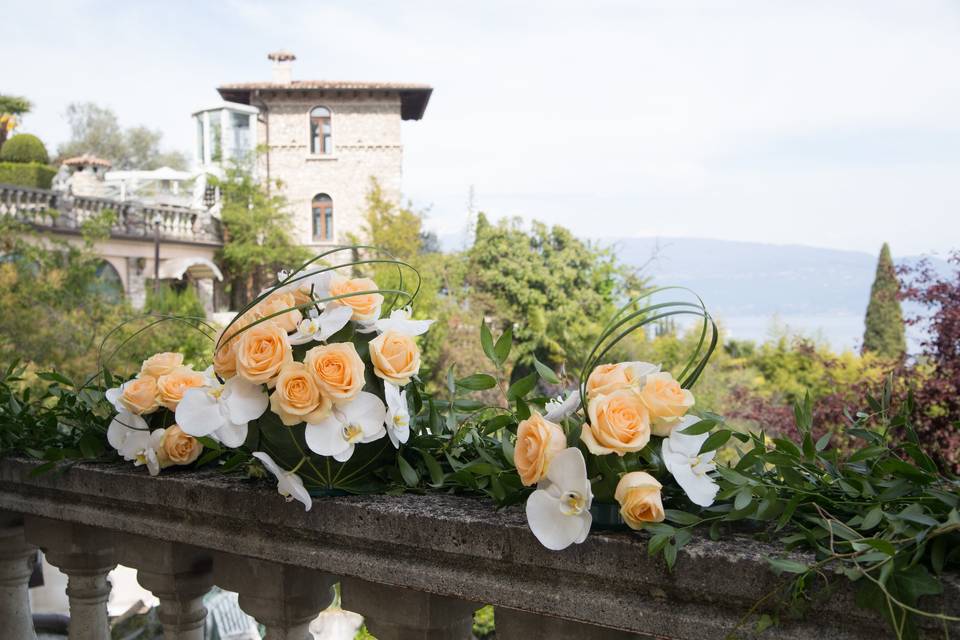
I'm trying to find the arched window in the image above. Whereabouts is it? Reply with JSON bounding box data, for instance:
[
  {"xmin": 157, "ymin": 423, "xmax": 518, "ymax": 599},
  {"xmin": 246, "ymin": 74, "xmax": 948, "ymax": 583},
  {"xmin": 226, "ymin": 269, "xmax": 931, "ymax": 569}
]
[
  {"xmin": 309, "ymin": 107, "xmax": 332, "ymax": 154},
  {"xmin": 312, "ymin": 194, "xmax": 333, "ymax": 242}
]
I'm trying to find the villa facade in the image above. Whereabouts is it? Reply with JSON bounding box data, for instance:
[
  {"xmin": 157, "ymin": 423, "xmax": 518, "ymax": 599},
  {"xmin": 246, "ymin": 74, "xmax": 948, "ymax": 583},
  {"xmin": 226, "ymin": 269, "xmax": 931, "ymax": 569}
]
[{"xmin": 194, "ymin": 51, "xmax": 432, "ymax": 249}]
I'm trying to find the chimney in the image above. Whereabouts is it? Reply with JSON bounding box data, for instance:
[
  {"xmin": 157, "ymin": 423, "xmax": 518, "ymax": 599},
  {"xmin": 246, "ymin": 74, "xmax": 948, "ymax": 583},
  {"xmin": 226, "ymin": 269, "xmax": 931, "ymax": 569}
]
[{"xmin": 267, "ymin": 50, "xmax": 296, "ymax": 84}]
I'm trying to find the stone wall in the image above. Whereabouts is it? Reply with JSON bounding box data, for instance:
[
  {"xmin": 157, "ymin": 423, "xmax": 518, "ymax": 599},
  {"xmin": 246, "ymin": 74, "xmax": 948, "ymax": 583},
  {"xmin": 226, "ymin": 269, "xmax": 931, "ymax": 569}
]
[
  {"xmin": 257, "ymin": 92, "xmax": 405, "ymax": 248},
  {"xmin": 0, "ymin": 457, "xmax": 956, "ymax": 639}
]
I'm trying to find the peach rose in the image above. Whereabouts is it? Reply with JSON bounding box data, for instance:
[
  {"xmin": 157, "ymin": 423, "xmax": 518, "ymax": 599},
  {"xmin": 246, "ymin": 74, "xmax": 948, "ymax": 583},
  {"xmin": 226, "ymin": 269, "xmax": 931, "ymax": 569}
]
[
  {"xmin": 213, "ymin": 334, "xmax": 237, "ymax": 380},
  {"xmin": 304, "ymin": 342, "xmax": 365, "ymax": 403},
  {"xmin": 641, "ymin": 372, "xmax": 695, "ymax": 437},
  {"xmin": 585, "ymin": 361, "xmax": 658, "ymax": 399},
  {"xmin": 369, "ymin": 330, "xmax": 421, "ymax": 386},
  {"xmin": 256, "ymin": 291, "xmax": 303, "ymax": 333},
  {"xmin": 235, "ymin": 320, "xmax": 293, "ymax": 386},
  {"xmin": 329, "ymin": 276, "xmax": 383, "ymax": 322},
  {"xmin": 141, "ymin": 352, "xmax": 184, "ymax": 378},
  {"xmin": 515, "ymin": 412, "xmax": 567, "ymax": 486},
  {"xmin": 614, "ymin": 471, "xmax": 665, "ymax": 530},
  {"xmin": 119, "ymin": 375, "xmax": 159, "ymax": 415},
  {"xmin": 158, "ymin": 425, "xmax": 203, "ymax": 467},
  {"xmin": 156, "ymin": 366, "xmax": 205, "ymax": 411},
  {"xmin": 580, "ymin": 389, "xmax": 651, "ymax": 456},
  {"xmin": 269, "ymin": 361, "xmax": 332, "ymax": 426}
]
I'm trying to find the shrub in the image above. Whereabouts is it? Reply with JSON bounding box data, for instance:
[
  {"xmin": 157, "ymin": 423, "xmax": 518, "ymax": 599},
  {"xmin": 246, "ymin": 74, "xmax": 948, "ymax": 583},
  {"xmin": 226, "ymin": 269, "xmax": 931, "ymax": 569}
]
[
  {"xmin": 0, "ymin": 161, "xmax": 56, "ymax": 189},
  {"xmin": 0, "ymin": 133, "xmax": 49, "ymax": 164}
]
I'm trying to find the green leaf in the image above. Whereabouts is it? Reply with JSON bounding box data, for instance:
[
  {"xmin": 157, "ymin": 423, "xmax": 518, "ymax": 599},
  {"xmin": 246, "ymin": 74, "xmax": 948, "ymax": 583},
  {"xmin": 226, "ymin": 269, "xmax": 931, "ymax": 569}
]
[
  {"xmin": 456, "ymin": 374, "xmax": 497, "ymax": 391},
  {"xmin": 648, "ymin": 533, "xmax": 670, "ymax": 556},
  {"xmin": 678, "ymin": 418, "xmax": 718, "ymax": 436},
  {"xmin": 815, "ymin": 432, "xmax": 831, "ymax": 451},
  {"xmin": 501, "ymin": 432, "xmax": 515, "ymax": 467},
  {"xmin": 532, "ymin": 356, "xmax": 560, "ymax": 384},
  {"xmin": 494, "ymin": 327, "xmax": 513, "ymax": 364},
  {"xmin": 734, "ymin": 487, "xmax": 752, "ymax": 511},
  {"xmin": 896, "ymin": 511, "xmax": 938, "ymax": 528},
  {"xmin": 848, "ymin": 445, "xmax": 888, "ymax": 463},
  {"xmin": 860, "ymin": 538, "xmax": 896, "ymax": 556},
  {"xmin": 698, "ymin": 429, "xmax": 732, "ymax": 455},
  {"xmin": 418, "ymin": 450, "xmax": 445, "ymax": 487},
  {"xmin": 397, "ymin": 455, "xmax": 419, "ymax": 487},
  {"xmin": 664, "ymin": 509, "xmax": 701, "ymax": 526},
  {"xmin": 507, "ymin": 372, "xmax": 538, "ymax": 401},
  {"xmin": 480, "ymin": 320, "xmax": 495, "ymax": 363},
  {"xmin": 37, "ymin": 371, "xmax": 74, "ymax": 387},
  {"xmin": 767, "ymin": 557, "xmax": 808, "ymax": 574},
  {"xmin": 861, "ymin": 507, "xmax": 884, "ymax": 530},
  {"xmin": 931, "ymin": 536, "xmax": 946, "ymax": 575}
]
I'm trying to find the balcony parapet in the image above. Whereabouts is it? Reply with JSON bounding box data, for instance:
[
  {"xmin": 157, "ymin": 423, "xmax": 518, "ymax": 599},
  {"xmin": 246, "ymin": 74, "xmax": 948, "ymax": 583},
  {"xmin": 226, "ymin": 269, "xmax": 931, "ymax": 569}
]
[
  {"xmin": 0, "ymin": 457, "xmax": 956, "ymax": 639},
  {"xmin": 0, "ymin": 183, "xmax": 222, "ymax": 246}
]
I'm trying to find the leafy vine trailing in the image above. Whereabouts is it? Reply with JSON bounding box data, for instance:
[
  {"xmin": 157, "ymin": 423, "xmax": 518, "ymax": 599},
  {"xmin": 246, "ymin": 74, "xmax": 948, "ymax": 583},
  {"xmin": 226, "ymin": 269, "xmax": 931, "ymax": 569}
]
[{"xmin": 0, "ymin": 250, "xmax": 957, "ymax": 639}]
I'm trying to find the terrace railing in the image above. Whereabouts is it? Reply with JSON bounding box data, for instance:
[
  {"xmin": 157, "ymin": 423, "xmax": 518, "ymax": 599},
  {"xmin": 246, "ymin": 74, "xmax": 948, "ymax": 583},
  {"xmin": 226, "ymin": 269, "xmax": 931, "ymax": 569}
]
[{"xmin": 0, "ymin": 183, "xmax": 222, "ymax": 245}]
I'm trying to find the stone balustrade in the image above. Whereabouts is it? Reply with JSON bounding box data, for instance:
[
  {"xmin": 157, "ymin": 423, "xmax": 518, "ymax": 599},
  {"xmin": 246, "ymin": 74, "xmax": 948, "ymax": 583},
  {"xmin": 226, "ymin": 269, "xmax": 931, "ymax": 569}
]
[
  {"xmin": 0, "ymin": 183, "xmax": 222, "ymax": 245},
  {"xmin": 0, "ymin": 457, "xmax": 956, "ymax": 639}
]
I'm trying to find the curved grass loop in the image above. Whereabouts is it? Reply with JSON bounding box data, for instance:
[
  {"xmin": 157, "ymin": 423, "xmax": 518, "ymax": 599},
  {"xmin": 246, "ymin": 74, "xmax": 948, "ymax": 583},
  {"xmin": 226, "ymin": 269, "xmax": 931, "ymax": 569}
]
[{"xmin": 578, "ymin": 287, "xmax": 718, "ymax": 416}]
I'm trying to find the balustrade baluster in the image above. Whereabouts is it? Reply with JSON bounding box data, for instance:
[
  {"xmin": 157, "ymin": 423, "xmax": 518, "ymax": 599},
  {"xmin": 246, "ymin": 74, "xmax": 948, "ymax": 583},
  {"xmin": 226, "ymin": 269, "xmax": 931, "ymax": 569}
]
[
  {"xmin": 0, "ymin": 512, "xmax": 38, "ymax": 640},
  {"xmin": 214, "ymin": 553, "xmax": 336, "ymax": 640},
  {"xmin": 340, "ymin": 577, "xmax": 476, "ymax": 640},
  {"xmin": 117, "ymin": 534, "xmax": 213, "ymax": 640},
  {"xmin": 25, "ymin": 516, "xmax": 116, "ymax": 640}
]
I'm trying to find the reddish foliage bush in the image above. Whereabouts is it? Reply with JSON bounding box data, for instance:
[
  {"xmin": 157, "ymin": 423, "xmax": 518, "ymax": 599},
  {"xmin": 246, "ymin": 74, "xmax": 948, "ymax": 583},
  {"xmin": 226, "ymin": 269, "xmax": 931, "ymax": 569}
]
[{"xmin": 728, "ymin": 251, "xmax": 960, "ymax": 474}]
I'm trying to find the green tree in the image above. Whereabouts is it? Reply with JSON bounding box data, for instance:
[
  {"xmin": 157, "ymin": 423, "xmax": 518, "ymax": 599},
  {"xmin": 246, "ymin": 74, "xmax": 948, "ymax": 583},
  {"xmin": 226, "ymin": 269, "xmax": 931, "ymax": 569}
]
[
  {"xmin": 215, "ymin": 161, "xmax": 309, "ymax": 309},
  {"xmin": 862, "ymin": 243, "xmax": 906, "ymax": 360},
  {"xmin": 0, "ymin": 94, "xmax": 31, "ymax": 150},
  {"xmin": 466, "ymin": 214, "xmax": 642, "ymax": 380},
  {"xmin": 57, "ymin": 102, "xmax": 188, "ymax": 170}
]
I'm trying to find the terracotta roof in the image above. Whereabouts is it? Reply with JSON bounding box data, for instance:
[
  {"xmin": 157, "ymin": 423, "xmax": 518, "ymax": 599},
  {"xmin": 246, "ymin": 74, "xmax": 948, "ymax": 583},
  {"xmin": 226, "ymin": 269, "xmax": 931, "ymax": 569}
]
[
  {"xmin": 62, "ymin": 154, "xmax": 112, "ymax": 168},
  {"xmin": 217, "ymin": 81, "xmax": 433, "ymax": 121}
]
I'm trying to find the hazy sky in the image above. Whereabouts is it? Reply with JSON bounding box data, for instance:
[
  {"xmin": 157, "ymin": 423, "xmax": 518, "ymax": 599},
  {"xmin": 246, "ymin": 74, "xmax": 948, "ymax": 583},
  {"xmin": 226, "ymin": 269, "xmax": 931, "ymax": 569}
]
[{"xmin": 5, "ymin": 0, "xmax": 959, "ymax": 255}]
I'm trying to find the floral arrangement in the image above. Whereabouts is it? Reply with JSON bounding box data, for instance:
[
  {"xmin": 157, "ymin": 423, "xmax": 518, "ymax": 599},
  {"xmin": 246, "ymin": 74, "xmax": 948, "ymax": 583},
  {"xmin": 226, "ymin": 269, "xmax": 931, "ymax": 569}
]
[{"xmin": 105, "ymin": 249, "xmax": 434, "ymax": 507}]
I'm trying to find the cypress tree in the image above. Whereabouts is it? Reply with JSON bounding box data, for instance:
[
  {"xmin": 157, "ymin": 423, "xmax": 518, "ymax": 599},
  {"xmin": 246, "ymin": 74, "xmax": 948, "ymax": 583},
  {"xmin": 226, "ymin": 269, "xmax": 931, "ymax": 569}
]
[{"xmin": 862, "ymin": 243, "xmax": 906, "ymax": 359}]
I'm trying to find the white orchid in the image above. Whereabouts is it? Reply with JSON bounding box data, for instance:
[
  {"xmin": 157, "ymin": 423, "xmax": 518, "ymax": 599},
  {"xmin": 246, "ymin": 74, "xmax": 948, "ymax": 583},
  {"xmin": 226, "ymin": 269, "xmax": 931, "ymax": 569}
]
[
  {"xmin": 107, "ymin": 413, "xmax": 165, "ymax": 476},
  {"xmin": 662, "ymin": 416, "xmax": 719, "ymax": 507},
  {"xmin": 104, "ymin": 381, "xmax": 131, "ymax": 413},
  {"xmin": 252, "ymin": 452, "xmax": 312, "ymax": 511},
  {"xmin": 175, "ymin": 369, "xmax": 268, "ymax": 447},
  {"xmin": 305, "ymin": 392, "xmax": 387, "ymax": 462},
  {"xmin": 384, "ymin": 382, "xmax": 410, "ymax": 448},
  {"xmin": 543, "ymin": 389, "xmax": 582, "ymax": 423},
  {"xmin": 288, "ymin": 305, "xmax": 354, "ymax": 345},
  {"xmin": 374, "ymin": 307, "xmax": 434, "ymax": 336},
  {"xmin": 525, "ymin": 447, "xmax": 594, "ymax": 550}
]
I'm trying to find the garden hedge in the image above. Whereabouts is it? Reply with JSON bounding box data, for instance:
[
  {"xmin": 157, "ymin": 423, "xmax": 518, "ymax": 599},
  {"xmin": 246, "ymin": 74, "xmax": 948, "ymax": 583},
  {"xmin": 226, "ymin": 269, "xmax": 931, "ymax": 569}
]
[{"xmin": 0, "ymin": 162, "xmax": 57, "ymax": 189}]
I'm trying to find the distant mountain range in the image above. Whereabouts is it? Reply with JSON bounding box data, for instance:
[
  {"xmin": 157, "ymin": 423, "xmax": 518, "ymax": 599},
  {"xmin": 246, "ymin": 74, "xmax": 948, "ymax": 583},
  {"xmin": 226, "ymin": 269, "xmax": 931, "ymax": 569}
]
[
  {"xmin": 439, "ymin": 232, "xmax": 951, "ymax": 347},
  {"xmin": 602, "ymin": 237, "xmax": 915, "ymax": 316}
]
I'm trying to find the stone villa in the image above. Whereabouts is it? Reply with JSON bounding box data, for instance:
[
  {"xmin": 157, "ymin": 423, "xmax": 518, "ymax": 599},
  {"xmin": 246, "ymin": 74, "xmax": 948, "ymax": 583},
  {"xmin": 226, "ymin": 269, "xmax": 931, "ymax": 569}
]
[{"xmin": 193, "ymin": 51, "xmax": 432, "ymax": 248}]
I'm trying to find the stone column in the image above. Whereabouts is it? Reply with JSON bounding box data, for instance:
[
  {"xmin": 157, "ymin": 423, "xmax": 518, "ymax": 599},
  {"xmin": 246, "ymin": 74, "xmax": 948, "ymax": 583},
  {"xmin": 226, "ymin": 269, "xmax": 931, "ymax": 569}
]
[
  {"xmin": 495, "ymin": 607, "xmax": 644, "ymax": 639},
  {"xmin": 340, "ymin": 577, "xmax": 476, "ymax": 640},
  {"xmin": 25, "ymin": 516, "xmax": 116, "ymax": 640},
  {"xmin": 126, "ymin": 257, "xmax": 147, "ymax": 310},
  {"xmin": 195, "ymin": 278, "xmax": 215, "ymax": 315},
  {"xmin": 214, "ymin": 553, "xmax": 336, "ymax": 640},
  {"xmin": 118, "ymin": 534, "xmax": 213, "ymax": 640},
  {"xmin": 0, "ymin": 512, "xmax": 38, "ymax": 640}
]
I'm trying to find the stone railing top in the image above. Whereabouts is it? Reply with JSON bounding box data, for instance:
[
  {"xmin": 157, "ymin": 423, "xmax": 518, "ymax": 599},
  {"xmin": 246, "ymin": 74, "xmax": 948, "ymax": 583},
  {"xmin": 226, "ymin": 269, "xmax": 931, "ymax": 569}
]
[
  {"xmin": 0, "ymin": 183, "xmax": 222, "ymax": 246},
  {"xmin": 1, "ymin": 457, "xmax": 956, "ymax": 639}
]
